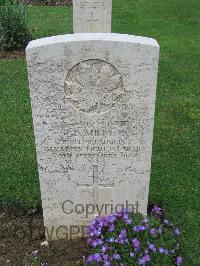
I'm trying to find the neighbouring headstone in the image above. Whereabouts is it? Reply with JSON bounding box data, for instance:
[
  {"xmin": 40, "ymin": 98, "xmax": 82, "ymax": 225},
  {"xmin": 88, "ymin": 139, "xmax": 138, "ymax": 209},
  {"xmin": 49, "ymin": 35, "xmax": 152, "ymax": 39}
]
[
  {"xmin": 73, "ymin": 0, "xmax": 112, "ymax": 33},
  {"xmin": 26, "ymin": 33, "xmax": 159, "ymax": 240}
]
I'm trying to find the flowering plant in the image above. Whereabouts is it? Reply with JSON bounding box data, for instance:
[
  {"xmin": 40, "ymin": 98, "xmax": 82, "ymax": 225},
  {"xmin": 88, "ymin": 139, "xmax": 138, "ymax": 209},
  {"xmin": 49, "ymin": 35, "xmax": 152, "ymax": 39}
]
[{"xmin": 84, "ymin": 206, "xmax": 183, "ymax": 265}]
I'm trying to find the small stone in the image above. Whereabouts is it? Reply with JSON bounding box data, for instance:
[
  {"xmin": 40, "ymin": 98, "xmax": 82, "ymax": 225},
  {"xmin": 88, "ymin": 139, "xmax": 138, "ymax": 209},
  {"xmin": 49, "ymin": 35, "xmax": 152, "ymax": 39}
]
[
  {"xmin": 40, "ymin": 240, "xmax": 48, "ymax": 246},
  {"xmin": 0, "ymin": 213, "xmax": 6, "ymax": 220},
  {"xmin": 27, "ymin": 208, "xmax": 37, "ymax": 216}
]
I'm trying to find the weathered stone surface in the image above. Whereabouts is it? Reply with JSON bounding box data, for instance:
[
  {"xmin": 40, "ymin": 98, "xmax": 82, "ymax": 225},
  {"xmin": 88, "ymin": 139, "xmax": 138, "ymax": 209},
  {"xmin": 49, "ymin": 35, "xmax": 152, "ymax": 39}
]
[
  {"xmin": 73, "ymin": 0, "xmax": 112, "ymax": 33},
  {"xmin": 26, "ymin": 33, "xmax": 159, "ymax": 240}
]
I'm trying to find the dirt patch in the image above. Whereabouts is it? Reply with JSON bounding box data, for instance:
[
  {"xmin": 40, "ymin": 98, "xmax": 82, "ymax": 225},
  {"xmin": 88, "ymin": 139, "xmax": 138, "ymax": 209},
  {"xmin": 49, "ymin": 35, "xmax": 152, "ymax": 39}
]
[
  {"xmin": 0, "ymin": 50, "xmax": 25, "ymax": 60},
  {"xmin": 0, "ymin": 206, "xmax": 89, "ymax": 266},
  {"xmin": 22, "ymin": 0, "xmax": 72, "ymax": 6}
]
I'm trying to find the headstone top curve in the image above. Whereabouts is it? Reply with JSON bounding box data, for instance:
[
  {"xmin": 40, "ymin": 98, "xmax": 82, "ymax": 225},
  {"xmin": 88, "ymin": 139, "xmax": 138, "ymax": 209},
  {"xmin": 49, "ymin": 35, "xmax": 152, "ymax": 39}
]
[{"xmin": 26, "ymin": 33, "xmax": 159, "ymax": 51}]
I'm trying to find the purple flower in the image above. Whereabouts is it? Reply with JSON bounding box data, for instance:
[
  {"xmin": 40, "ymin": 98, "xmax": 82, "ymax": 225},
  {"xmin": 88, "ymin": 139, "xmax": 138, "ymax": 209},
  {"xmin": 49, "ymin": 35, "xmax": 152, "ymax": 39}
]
[
  {"xmin": 139, "ymin": 225, "xmax": 146, "ymax": 231},
  {"xmin": 159, "ymin": 247, "xmax": 165, "ymax": 254},
  {"xmin": 175, "ymin": 228, "xmax": 181, "ymax": 235},
  {"xmin": 117, "ymin": 229, "xmax": 127, "ymax": 244},
  {"xmin": 104, "ymin": 261, "xmax": 110, "ymax": 266},
  {"xmin": 86, "ymin": 255, "xmax": 94, "ymax": 264},
  {"xmin": 98, "ymin": 238, "xmax": 103, "ymax": 244},
  {"xmin": 150, "ymin": 228, "xmax": 156, "ymax": 236},
  {"xmin": 99, "ymin": 216, "xmax": 109, "ymax": 227},
  {"xmin": 176, "ymin": 256, "xmax": 183, "ymax": 265},
  {"xmin": 130, "ymin": 252, "xmax": 135, "ymax": 257},
  {"xmin": 117, "ymin": 230, "xmax": 127, "ymax": 244},
  {"xmin": 164, "ymin": 219, "xmax": 169, "ymax": 225},
  {"xmin": 115, "ymin": 208, "xmax": 130, "ymax": 218},
  {"xmin": 108, "ymin": 237, "xmax": 115, "ymax": 243},
  {"xmin": 133, "ymin": 226, "xmax": 140, "ymax": 232},
  {"xmin": 91, "ymin": 219, "xmax": 97, "ymax": 226},
  {"xmin": 133, "ymin": 224, "xmax": 146, "ymax": 232},
  {"xmin": 149, "ymin": 244, "xmax": 156, "ymax": 253},
  {"xmin": 91, "ymin": 238, "xmax": 103, "ymax": 247},
  {"xmin": 139, "ymin": 254, "xmax": 151, "ymax": 265},
  {"xmin": 113, "ymin": 254, "xmax": 121, "ymax": 260},
  {"xmin": 143, "ymin": 218, "xmax": 149, "ymax": 224},
  {"xmin": 119, "ymin": 229, "xmax": 127, "ymax": 240},
  {"xmin": 87, "ymin": 238, "xmax": 92, "ymax": 244},
  {"xmin": 107, "ymin": 214, "xmax": 116, "ymax": 223},
  {"xmin": 123, "ymin": 208, "xmax": 131, "ymax": 213},
  {"xmin": 89, "ymin": 232, "xmax": 94, "ymax": 237},
  {"xmin": 91, "ymin": 240, "xmax": 98, "ymax": 248},
  {"xmin": 32, "ymin": 250, "xmax": 38, "ymax": 257},
  {"xmin": 123, "ymin": 214, "xmax": 129, "ymax": 220},
  {"xmin": 97, "ymin": 230, "xmax": 101, "ymax": 236},
  {"xmin": 101, "ymin": 245, "xmax": 107, "ymax": 253},
  {"xmin": 152, "ymin": 205, "xmax": 163, "ymax": 218},
  {"xmin": 116, "ymin": 209, "xmax": 125, "ymax": 218},
  {"xmin": 144, "ymin": 254, "xmax": 151, "ymax": 261},
  {"xmin": 164, "ymin": 249, "xmax": 169, "ymax": 255},
  {"xmin": 125, "ymin": 218, "xmax": 132, "ymax": 224},
  {"xmin": 103, "ymin": 254, "xmax": 109, "ymax": 261},
  {"xmin": 132, "ymin": 238, "xmax": 140, "ymax": 250},
  {"xmin": 93, "ymin": 253, "xmax": 102, "ymax": 262},
  {"xmin": 90, "ymin": 229, "xmax": 101, "ymax": 237},
  {"xmin": 109, "ymin": 224, "xmax": 115, "ymax": 232},
  {"xmin": 123, "ymin": 212, "xmax": 132, "ymax": 225}
]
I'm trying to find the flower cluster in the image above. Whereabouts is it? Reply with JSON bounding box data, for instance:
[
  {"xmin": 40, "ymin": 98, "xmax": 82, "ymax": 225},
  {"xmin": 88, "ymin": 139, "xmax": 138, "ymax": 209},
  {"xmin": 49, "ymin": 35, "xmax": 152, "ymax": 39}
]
[{"xmin": 84, "ymin": 206, "xmax": 183, "ymax": 265}]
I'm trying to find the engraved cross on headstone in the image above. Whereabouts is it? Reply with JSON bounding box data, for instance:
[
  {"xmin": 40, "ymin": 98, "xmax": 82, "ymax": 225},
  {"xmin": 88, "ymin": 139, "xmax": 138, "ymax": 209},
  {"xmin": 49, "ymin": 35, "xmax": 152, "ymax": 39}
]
[
  {"xmin": 87, "ymin": 12, "xmax": 100, "ymax": 32},
  {"xmin": 77, "ymin": 165, "xmax": 115, "ymax": 206}
]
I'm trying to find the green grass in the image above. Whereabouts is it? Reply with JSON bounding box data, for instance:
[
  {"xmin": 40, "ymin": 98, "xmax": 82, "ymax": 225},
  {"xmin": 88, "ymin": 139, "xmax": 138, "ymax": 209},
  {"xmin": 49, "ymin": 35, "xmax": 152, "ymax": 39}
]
[
  {"xmin": 0, "ymin": 60, "xmax": 40, "ymax": 207},
  {"xmin": 0, "ymin": 0, "xmax": 200, "ymax": 264}
]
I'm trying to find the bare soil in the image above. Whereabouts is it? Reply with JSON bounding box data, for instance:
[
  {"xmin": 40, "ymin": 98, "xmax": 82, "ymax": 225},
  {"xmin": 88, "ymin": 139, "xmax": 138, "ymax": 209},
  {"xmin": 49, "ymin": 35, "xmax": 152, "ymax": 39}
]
[
  {"xmin": 22, "ymin": 0, "xmax": 72, "ymax": 6},
  {"xmin": 0, "ymin": 206, "xmax": 89, "ymax": 266},
  {"xmin": 0, "ymin": 50, "xmax": 25, "ymax": 60}
]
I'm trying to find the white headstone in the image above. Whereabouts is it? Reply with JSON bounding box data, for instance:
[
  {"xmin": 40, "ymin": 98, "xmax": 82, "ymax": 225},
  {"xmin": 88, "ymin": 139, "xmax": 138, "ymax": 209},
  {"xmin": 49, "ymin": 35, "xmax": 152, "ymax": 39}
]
[
  {"xmin": 73, "ymin": 0, "xmax": 112, "ymax": 33},
  {"xmin": 26, "ymin": 33, "xmax": 159, "ymax": 240}
]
